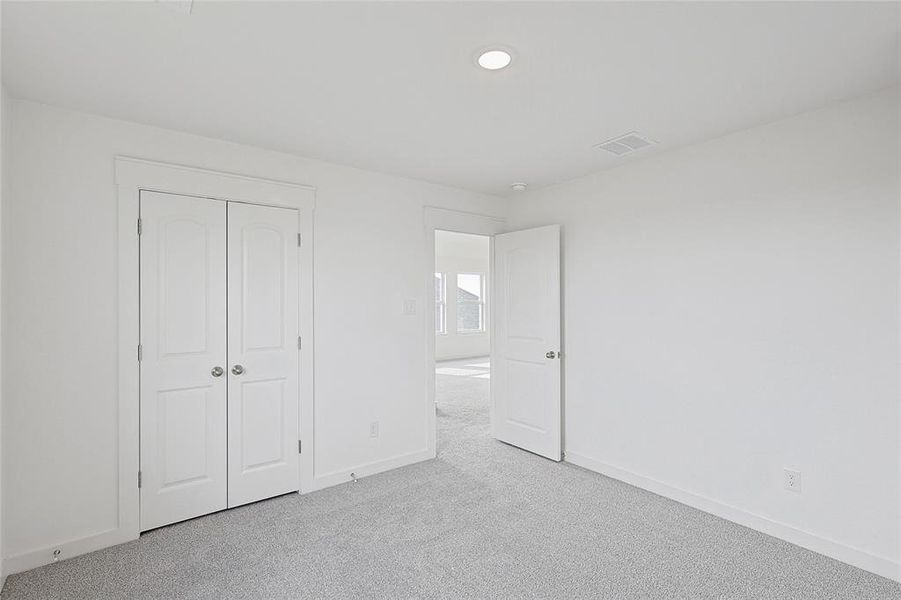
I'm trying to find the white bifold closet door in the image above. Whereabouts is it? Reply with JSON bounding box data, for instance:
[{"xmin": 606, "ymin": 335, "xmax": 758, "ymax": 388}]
[{"xmin": 139, "ymin": 191, "xmax": 299, "ymax": 531}]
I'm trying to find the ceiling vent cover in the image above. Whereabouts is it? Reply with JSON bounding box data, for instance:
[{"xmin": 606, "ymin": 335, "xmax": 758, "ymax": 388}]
[{"xmin": 595, "ymin": 132, "xmax": 656, "ymax": 156}]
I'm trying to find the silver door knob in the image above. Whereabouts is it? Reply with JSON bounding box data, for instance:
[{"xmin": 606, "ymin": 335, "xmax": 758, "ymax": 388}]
[
  {"xmin": 211, "ymin": 366, "xmax": 224, "ymax": 377},
  {"xmin": 546, "ymin": 351, "xmax": 557, "ymax": 359},
  {"xmin": 231, "ymin": 364, "xmax": 245, "ymax": 376}
]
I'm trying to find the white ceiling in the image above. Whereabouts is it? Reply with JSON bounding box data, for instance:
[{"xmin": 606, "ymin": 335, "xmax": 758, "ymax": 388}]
[{"xmin": 2, "ymin": 2, "xmax": 898, "ymax": 197}]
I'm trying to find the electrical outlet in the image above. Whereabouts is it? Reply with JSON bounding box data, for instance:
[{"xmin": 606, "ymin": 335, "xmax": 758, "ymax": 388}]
[
  {"xmin": 784, "ymin": 468, "xmax": 801, "ymax": 493},
  {"xmin": 370, "ymin": 421, "xmax": 379, "ymax": 438},
  {"xmin": 403, "ymin": 299, "xmax": 417, "ymax": 315}
]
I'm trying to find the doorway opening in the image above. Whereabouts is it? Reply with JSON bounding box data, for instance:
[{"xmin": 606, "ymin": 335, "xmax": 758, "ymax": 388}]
[{"xmin": 434, "ymin": 230, "xmax": 492, "ymax": 454}]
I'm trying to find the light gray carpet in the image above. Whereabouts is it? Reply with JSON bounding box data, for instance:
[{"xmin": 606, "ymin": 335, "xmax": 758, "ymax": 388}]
[{"xmin": 3, "ymin": 357, "xmax": 899, "ymax": 599}]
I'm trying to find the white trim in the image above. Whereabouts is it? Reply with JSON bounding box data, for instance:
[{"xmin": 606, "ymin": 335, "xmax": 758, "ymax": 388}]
[
  {"xmin": 46, "ymin": 155, "xmax": 323, "ymax": 574},
  {"xmin": 308, "ymin": 448, "xmax": 434, "ymax": 492},
  {"xmin": 115, "ymin": 156, "xmax": 316, "ymax": 200},
  {"xmin": 423, "ymin": 207, "xmax": 506, "ymax": 456},
  {"xmin": 2, "ymin": 528, "xmax": 133, "ymax": 576},
  {"xmin": 565, "ymin": 450, "xmax": 901, "ymax": 583}
]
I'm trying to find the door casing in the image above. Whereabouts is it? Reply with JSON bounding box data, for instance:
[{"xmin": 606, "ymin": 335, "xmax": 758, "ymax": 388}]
[{"xmin": 423, "ymin": 207, "xmax": 506, "ymax": 457}]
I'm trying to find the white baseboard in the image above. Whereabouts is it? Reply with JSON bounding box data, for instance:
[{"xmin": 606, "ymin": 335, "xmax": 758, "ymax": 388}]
[
  {"xmin": 564, "ymin": 451, "xmax": 900, "ymax": 583},
  {"xmin": 3, "ymin": 527, "xmax": 136, "ymax": 577},
  {"xmin": 308, "ymin": 447, "xmax": 433, "ymax": 492}
]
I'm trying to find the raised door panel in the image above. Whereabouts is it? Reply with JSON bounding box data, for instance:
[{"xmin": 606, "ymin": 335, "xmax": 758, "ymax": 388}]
[
  {"xmin": 240, "ymin": 379, "xmax": 287, "ymax": 471},
  {"xmin": 227, "ymin": 202, "xmax": 299, "ymax": 507},
  {"xmin": 140, "ymin": 191, "xmax": 228, "ymax": 531}
]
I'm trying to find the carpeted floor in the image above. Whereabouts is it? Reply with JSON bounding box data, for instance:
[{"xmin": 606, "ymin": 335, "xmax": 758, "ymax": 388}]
[{"xmin": 3, "ymin": 357, "xmax": 899, "ymax": 599}]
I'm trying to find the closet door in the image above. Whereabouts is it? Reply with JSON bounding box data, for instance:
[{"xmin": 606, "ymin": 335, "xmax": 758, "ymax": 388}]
[
  {"xmin": 226, "ymin": 202, "xmax": 300, "ymax": 507},
  {"xmin": 139, "ymin": 191, "xmax": 228, "ymax": 531}
]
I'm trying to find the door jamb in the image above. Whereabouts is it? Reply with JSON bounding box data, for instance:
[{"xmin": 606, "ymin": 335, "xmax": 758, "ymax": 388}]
[
  {"xmin": 116, "ymin": 157, "xmax": 316, "ymax": 541},
  {"xmin": 423, "ymin": 207, "xmax": 506, "ymax": 456}
]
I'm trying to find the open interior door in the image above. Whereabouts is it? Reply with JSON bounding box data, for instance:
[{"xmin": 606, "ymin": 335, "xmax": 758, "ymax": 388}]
[{"xmin": 492, "ymin": 225, "xmax": 561, "ymax": 461}]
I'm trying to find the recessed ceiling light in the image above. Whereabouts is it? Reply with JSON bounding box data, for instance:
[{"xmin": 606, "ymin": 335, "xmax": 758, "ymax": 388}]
[
  {"xmin": 477, "ymin": 49, "xmax": 512, "ymax": 71},
  {"xmin": 510, "ymin": 182, "xmax": 528, "ymax": 192}
]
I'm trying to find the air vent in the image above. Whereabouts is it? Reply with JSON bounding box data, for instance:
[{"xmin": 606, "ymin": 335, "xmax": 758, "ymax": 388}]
[{"xmin": 595, "ymin": 132, "xmax": 656, "ymax": 156}]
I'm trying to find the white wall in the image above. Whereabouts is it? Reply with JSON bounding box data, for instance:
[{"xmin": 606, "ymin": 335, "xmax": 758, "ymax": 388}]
[
  {"xmin": 0, "ymin": 84, "xmax": 6, "ymax": 589},
  {"xmin": 0, "ymin": 99, "xmax": 507, "ymax": 569},
  {"xmin": 0, "ymin": 13, "xmax": 6, "ymax": 588},
  {"xmin": 508, "ymin": 87, "xmax": 901, "ymax": 579},
  {"xmin": 435, "ymin": 231, "xmax": 490, "ymax": 360}
]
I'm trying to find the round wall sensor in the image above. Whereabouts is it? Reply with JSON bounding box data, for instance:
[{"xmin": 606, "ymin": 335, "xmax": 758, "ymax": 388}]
[{"xmin": 510, "ymin": 182, "xmax": 528, "ymax": 192}]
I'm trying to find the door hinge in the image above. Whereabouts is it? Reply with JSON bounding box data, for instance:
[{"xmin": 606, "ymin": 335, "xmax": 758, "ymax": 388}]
[
  {"xmin": 298, "ymin": 336, "xmax": 302, "ymax": 350},
  {"xmin": 297, "ymin": 233, "xmax": 302, "ymax": 247},
  {"xmin": 298, "ymin": 440, "xmax": 302, "ymax": 454},
  {"xmin": 137, "ymin": 344, "xmax": 143, "ymax": 362},
  {"xmin": 137, "ymin": 471, "xmax": 142, "ymax": 488},
  {"xmin": 137, "ymin": 218, "xmax": 142, "ymax": 236}
]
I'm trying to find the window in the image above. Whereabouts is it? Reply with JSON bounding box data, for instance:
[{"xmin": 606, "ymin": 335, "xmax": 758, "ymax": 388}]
[
  {"xmin": 457, "ymin": 273, "xmax": 485, "ymax": 333},
  {"xmin": 435, "ymin": 273, "xmax": 447, "ymax": 334}
]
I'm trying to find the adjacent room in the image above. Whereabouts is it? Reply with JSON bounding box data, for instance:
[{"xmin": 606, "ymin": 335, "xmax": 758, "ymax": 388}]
[
  {"xmin": 434, "ymin": 230, "xmax": 492, "ymax": 457},
  {"xmin": 0, "ymin": 1, "xmax": 899, "ymax": 598}
]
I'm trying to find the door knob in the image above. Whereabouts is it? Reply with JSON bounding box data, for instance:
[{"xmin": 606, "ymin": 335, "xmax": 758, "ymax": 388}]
[
  {"xmin": 231, "ymin": 364, "xmax": 245, "ymax": 376},
  {"xmin": 211, "ymin": 366, "xmax": 224, "ymax": 377},
  {"xmin": 546, "ymin": 351, "xmax": 557, "ymax": 359}
]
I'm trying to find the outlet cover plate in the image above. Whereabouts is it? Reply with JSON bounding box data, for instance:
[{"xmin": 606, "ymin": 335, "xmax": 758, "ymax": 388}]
[{"xmin": 784, "ymin": 468, "xmax": 801, "ymax": 493}]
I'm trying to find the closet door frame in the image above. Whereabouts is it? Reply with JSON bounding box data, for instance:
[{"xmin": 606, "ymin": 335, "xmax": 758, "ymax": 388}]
[{"xmin": 116, "ymin": 157, "xmax": 315, "ymax": 545}]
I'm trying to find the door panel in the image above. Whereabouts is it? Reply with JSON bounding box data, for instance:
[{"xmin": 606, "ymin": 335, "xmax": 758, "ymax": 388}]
[
  {"xmin": 140, "ymin": 191, "xmax": 228, "ymax": 531},
  {"xmin": 493, "ymin": 225, "xmax": 561, "ymax": 460},
  {"xmin": 158, "ymin": 387, "xmax": 211, "ymax": 486},
  {"xmin": 240, "ymin": 379, "xmax": 287, "ymax": 470},
  {"xmin": 227, "ymin": 202, "xmax": 300, "ymax": 507},
  {"xmin": 242, "ymin": 226, "xmax": 287, "ymax": 351},
  {"xmin": 506, "ymin": 359, "xmax": 549, "ymax": 432}
]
